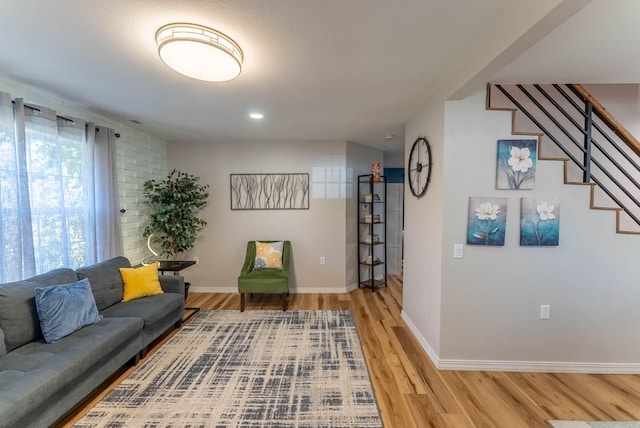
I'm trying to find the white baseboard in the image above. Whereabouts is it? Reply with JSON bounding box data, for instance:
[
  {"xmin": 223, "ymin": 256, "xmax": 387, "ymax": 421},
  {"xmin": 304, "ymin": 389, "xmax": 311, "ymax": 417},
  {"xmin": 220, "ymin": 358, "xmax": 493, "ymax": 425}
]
[
  {"xmin": 189, "ymin": 285, "xmax": 355, "ymax": 294},
  {"xmin": 400, "ymin": 310, "xmax": 640, "ymax": 374},
  {"xmin": 400, "ymin": 309, "xmax": 440, "ymax": 367},
  {"xmin": 189, "ymin": 286, "xmax": 237, "ymax": 293},
  {"xmin": 437, "ymin": 359, "xmax": 640, "ymax": 374},
  {"xmin": 345, "ymin": 283, "xmax": 360, "ymax": 293}
]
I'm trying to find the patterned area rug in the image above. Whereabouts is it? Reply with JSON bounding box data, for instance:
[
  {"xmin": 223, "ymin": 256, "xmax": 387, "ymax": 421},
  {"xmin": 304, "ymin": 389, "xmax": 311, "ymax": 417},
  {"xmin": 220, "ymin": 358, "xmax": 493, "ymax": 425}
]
[
  {"xmin": 75, "ymin": 310, "xmax": 383, "ymax": 427},
  {"xmin": 549, "ymin": 422, "xmax": 640, "ymax": 427}
]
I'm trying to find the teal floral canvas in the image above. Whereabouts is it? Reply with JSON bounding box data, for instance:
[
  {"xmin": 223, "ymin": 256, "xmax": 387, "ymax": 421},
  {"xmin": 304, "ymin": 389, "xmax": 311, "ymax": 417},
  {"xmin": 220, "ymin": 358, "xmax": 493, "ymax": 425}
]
[
  {"xmin": 496, "ymin": 139, "xmax": 537, "ymax": 189},
  {"xmin": 520, "ymin": 197, "xmax": 560, "ymax": 246},
  {"xmin": 467, "ymin": 197, "xmax": 508, "ymax": 246}
]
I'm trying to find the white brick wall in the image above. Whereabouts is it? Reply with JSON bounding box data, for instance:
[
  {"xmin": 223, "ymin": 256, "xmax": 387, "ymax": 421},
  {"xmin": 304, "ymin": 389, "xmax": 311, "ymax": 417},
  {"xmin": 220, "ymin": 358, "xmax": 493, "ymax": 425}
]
[{"xmin": 115, "ymin": 129, "xmax": 167, "ymax": 264}]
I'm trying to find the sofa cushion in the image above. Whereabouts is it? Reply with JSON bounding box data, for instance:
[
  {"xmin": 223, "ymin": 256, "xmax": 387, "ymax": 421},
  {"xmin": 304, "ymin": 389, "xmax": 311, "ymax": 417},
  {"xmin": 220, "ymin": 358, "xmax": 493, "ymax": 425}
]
[
  {"xmin": 119, "ymin": 263, "xmax": 164, "ymax": 302},
  {"xmin": 101, "ymin": 293, "xmax": 182, "ymax": 327},
  {"xmin": 76, "ymin": 256, "xmax": 131, "ymax": 311},
  {"xmin": 0, "ymin": 328, "xmax": 6, "ymax": 357},
  {"xmin": 0, "ymin": 317, "xmax": 142, "ymax": 376},
  {"xmin": 34, "ymin": 278, "xmax": 103, "ymax": 343},
  {"xmin": 101, "ymin": 292, "xmax": 184, "ymax": 348},
  {"xmin": 0, "ymin": 268, "xmax": 78, "ymax": 352},
  {"xmin": 238, "ymin": 266, "xmax": 290, "ymax": 295}
]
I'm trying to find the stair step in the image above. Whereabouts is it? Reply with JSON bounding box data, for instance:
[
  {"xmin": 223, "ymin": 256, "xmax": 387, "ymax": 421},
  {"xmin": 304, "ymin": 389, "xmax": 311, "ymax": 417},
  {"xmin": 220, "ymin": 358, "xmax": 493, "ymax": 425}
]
[{"xmin": 617, "ymin": 211, "xmax": 640, "ymax": 234}]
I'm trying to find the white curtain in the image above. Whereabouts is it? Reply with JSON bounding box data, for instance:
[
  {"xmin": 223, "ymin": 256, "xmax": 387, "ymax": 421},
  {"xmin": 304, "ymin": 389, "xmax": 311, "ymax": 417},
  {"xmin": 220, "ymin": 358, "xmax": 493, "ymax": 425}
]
[
  {"xmin": 91, "ymin": 124, "xmax": 123, "ymax": 261},
  {"xmin": 0, "ymin": 94, "xmax": 35, "ymax": 278},
  {"xmin": 0, "ymin": 91, "xmax": 122, "ymax": 282}
]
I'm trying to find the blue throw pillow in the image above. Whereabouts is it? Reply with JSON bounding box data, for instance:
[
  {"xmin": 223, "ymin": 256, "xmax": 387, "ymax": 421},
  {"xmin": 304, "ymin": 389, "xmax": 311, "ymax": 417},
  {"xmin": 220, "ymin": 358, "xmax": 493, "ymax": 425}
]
[{"xmin": 34, "ymin": 278, "xmax": 103, "ymax": 343}]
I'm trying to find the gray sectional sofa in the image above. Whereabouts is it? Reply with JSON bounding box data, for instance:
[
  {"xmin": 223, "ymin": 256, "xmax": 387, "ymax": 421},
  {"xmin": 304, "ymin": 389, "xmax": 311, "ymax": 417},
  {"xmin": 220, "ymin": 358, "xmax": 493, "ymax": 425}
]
[{"xmin": 0, "ymin": 256, "xmax": 185, "ymax": 428}]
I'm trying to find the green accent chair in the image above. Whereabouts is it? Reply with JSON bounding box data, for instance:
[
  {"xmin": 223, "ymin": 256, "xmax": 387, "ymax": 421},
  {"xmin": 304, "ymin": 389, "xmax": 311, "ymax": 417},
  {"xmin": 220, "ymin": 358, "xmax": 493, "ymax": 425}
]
[{"xmin": 238, "ymin": 240, "xmax": 291, "ymax": 311}]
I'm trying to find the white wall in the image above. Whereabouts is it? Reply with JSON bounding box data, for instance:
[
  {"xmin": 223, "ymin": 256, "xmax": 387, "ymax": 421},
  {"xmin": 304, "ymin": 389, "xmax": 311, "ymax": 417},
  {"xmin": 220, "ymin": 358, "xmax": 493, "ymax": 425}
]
[
  {"xmin": 585, "ymin": 84, "xmax": 640, "ymax": 140},
  {"xmin": 402, "ymin": 97, "xmax": 446, "ymax": 360},
  {"xmin": 405, "ymin": 87, "xmax": 640, "ymax": 372},
  {"xmin": 167, "ymin": 140, "xmax": 351, "ymax": 293},
  {"xmin": 0, "ymin": 76, "xmax": 167, "ymax": 265},
  {"xmin": 400, "ymin": 0, "xmax": 594, "ymax": 367},
  {"xmin": 383, "ymin": 150, "xmax": 405, "ymax": 168}
]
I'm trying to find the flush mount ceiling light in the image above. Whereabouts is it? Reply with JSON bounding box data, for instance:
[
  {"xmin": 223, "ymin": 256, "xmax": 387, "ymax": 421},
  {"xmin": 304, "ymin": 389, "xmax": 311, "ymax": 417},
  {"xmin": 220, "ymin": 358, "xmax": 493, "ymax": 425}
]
[{"xmin": 156, "ymin": 23, "xmax": 243, "ymax": 82}]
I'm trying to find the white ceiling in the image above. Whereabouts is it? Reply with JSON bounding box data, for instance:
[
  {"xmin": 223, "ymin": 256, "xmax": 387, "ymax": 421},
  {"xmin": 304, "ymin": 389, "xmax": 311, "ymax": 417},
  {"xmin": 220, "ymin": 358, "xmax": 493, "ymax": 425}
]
[
  {"xmin": 492, "ymin": 0, "xmax": 640, "ymax": 84},
  {"xmin": 0, "ymin": 1, "xmax": 637, "ymax": 154}
]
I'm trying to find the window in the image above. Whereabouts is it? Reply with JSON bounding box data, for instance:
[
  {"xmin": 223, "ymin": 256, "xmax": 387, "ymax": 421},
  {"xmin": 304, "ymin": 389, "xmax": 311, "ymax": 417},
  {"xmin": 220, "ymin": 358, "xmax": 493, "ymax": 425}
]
[
  {"xmin": 0, "ymin": 94, "xmax": 121, "ymax": 282},
  {"xmin": 24, "ymin": 115, "xmax": 93, "ymax": 274}
]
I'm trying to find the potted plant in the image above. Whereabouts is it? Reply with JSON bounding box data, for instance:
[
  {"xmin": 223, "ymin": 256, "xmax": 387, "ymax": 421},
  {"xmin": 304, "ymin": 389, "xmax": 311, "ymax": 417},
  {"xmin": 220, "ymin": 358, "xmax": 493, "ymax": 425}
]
[{"xmin": 142, "ymin": 169, "xmax": 210, "ymax": 261}]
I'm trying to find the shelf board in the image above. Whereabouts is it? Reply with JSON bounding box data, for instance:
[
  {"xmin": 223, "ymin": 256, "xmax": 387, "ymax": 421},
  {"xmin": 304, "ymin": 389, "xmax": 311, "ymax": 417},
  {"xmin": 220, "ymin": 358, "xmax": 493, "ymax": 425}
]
[
  {"xmin": 359, "ymin": 279, "xmax": 387, "ymax": 288},
  {"xmin": 359, "ymin": 241, "xmax": 385, "ymax": 245},
  {"xmin": 359, "ymin": 221, "xmax": 385, "ymax": 225},
  {"xmin": 359, "ymin": 261, "xmax": 385, "ymax": 266}
]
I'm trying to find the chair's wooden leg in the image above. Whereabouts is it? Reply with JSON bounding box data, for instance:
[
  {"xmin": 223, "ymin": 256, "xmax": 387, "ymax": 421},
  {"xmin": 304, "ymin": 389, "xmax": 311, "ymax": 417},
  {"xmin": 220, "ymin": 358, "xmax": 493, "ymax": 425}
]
[
  {"xmin": 240, "ymin": 293, "xmax": 245, "ymax": 312},
  {"xmin": 282, "ymin": 292, "xmax": 288, "ymax": 312}
]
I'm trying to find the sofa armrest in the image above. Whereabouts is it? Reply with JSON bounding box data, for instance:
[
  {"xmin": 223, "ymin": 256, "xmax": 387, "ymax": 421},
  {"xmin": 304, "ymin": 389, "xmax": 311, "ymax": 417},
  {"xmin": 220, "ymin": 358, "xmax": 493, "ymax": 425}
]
[{"xmin": 159, "ymin": 275, "xmax": 185, "ymax": 298}]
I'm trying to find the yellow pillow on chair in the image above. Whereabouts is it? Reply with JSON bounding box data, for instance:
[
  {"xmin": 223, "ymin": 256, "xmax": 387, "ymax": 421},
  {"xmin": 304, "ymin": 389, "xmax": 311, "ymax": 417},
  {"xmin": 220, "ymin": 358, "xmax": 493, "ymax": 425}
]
[
  {"xmin": 254, "ymin": 241, "xmax": 284, "ymax": 269},
  {"xmin": 119, "ymin": 263, "xmax": 164, "ymax": 302}
]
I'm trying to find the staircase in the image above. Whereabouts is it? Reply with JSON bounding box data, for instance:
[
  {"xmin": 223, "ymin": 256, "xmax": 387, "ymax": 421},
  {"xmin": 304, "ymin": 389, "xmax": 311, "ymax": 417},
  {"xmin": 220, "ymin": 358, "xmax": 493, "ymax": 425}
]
[{"xmin": 486, "ymin": 83, "xmax": 640, "ymax": 234}]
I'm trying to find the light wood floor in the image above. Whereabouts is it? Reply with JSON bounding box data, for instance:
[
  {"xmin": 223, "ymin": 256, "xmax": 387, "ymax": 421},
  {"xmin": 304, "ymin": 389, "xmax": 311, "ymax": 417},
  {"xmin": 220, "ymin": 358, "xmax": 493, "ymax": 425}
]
[{"xmin": 60, "ymin": 276, "xmax": 640, "ymax": 427}]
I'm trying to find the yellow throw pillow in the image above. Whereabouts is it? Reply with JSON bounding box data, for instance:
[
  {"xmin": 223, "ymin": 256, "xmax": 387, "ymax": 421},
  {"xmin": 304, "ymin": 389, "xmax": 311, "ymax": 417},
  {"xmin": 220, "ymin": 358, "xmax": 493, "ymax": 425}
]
[
  {"xmin": 119, "ymin": 263, "xmax": 164, "ymax": 302},
  {"xmin": 254, "ymin": 241, "xmax": 284, "ymax": 270}
]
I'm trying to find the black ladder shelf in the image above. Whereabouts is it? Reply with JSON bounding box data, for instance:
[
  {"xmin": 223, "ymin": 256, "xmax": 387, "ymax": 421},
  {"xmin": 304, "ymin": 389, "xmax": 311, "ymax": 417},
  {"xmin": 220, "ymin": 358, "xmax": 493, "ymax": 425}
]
[{"xmin": 357, "ymin": 174, "xmax": 387, "ymax": 291}]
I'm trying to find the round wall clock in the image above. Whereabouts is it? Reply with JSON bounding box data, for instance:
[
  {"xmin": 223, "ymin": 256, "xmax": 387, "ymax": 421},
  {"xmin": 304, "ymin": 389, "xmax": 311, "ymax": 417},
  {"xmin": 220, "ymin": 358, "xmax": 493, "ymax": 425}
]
[{"xmin": 407, "ymin": 136, "xmax": 432, "ymax": 198}]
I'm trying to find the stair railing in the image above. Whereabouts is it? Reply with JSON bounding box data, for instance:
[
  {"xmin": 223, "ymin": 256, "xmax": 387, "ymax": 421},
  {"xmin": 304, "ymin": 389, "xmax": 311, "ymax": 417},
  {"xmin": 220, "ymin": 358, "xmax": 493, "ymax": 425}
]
[{"xmin": 493, "ymin": 83, "xmax": 640, "ymax": 227}]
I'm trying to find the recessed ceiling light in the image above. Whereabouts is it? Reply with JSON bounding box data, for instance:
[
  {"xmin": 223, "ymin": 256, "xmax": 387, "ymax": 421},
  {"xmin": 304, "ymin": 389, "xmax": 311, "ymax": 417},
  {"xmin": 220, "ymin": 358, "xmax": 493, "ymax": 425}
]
[{"xmin": 249, "ymin": 113, "xmax": 264, "ymax": 119}]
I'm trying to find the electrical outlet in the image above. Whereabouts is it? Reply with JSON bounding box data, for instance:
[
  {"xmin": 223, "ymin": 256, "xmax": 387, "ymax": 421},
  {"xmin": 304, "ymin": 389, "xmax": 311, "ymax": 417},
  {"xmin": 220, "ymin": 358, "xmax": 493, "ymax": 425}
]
[
  {"xmin": 194, "ymin": 257, "xmax": 199, "ymax": 265},
  {"xmin": 540, "ymin": 304, "xmax": 550, "ymax": 319},
  {"xmin": 320, "ymin": 256, "xmax": 326, "ymax": 265}
]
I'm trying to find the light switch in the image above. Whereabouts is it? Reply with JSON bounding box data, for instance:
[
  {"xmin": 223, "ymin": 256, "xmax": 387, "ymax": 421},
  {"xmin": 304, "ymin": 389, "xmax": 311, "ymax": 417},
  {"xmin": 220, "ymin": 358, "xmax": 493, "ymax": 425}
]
[{"xmin": 453, "ymin": 244, "xmax": 463, "ymax": 259}]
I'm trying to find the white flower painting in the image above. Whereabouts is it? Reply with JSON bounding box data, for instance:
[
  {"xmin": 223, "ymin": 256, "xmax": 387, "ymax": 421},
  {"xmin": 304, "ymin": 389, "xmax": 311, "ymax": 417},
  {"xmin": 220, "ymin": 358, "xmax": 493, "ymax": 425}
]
[
  {"xmin": 496, "ymin": 139, "xmax": 537, "ymax": 190},
  {"xmin": 467, "ymin": 197, "xmax": 507, "ymax": 246},
  {"xmin": 520, "ymin": 197, "xmax": 560, "ymax": 246}
]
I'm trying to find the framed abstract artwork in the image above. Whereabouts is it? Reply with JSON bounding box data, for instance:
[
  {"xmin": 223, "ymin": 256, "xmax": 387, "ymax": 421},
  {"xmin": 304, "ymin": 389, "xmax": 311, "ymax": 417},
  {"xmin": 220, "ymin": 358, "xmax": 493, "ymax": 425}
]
[
  {"xmin": 230, "ymin": 173, "xmax": 309, "ymax": 210},
  {"xmin": 496, "ymin": 139, "xmax": 537, "ymax": 190},
  {"xmin": 466, "ymin": 197, "xmax": 508, "ymax": 246},
  {"xmin": 520, "ymin": 197, "xmax": 560, "ymax": 246}
]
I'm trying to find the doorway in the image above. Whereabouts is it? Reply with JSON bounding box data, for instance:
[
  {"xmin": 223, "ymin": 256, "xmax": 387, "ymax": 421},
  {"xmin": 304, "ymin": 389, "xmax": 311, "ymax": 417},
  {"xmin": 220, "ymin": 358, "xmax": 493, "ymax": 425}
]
[{"xmin": 384, "ymin": 168, "xmax": 404, "ymax": 276}]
